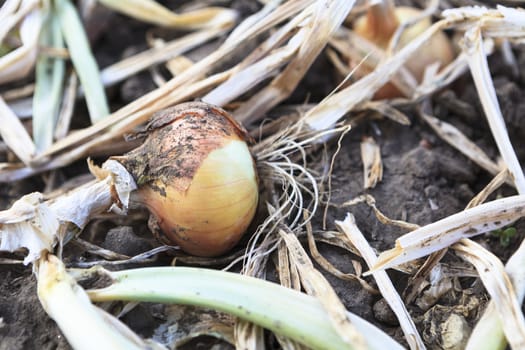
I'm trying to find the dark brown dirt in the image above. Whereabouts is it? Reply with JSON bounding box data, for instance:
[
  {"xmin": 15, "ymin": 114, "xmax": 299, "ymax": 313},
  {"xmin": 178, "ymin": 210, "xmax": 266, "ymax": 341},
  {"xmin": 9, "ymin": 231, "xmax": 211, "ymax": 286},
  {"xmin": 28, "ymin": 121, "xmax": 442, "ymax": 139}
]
[
  {"xmin": 2, "ymin": 1, "xmax": 525, "ymax": 349},
  {"xmin": 0, "ymin": 267, "xmax": 69, "ymax": 350}
]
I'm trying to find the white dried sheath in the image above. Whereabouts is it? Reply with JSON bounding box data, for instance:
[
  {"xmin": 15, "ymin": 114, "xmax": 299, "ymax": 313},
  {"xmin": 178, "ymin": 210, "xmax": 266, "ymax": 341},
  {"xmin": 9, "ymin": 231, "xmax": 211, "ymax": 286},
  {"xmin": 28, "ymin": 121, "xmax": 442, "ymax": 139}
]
[{"xmin": 372, "ymin": 195, "xmax": 525, "ymax": 272}]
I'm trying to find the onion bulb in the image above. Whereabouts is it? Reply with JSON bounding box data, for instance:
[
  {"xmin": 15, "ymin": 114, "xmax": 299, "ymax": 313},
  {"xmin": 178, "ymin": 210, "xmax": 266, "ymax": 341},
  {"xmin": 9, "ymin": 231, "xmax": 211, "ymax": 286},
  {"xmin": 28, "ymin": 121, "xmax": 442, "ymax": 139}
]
[
  {"xmin": 116, "ymin": 102, "xmax": 259, "ymax": 257},
  {"xmin": 353, "ymin": 3, "xmax": 454, "ymax": 99}
]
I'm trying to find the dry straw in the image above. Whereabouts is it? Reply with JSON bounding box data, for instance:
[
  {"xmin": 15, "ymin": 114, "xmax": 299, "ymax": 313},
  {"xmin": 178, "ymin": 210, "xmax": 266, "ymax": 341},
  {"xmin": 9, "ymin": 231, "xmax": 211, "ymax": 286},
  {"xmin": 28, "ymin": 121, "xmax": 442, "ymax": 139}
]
[{"xmin": 2, "ymin": 1, "xmax": 525, "ymax": 349}]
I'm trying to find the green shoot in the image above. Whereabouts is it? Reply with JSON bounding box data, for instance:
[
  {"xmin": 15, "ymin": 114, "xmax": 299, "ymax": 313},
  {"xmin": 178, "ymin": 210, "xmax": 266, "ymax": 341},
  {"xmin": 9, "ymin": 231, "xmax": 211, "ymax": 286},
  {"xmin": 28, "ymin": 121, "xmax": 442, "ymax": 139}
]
[
  {"xmin": 54, "ymin": 0, "xmax": 109, "ymax": 123},
  {"xmin": 86, "ymin": 266, "xmax": 404, "ymax": 350},
  {"xmin": 491, "ymin": 227, "xmax": 517, "ymax": 247},
  {"xmin": 33, "ymin": 8, "xmax": 65, "ymax": 151}
]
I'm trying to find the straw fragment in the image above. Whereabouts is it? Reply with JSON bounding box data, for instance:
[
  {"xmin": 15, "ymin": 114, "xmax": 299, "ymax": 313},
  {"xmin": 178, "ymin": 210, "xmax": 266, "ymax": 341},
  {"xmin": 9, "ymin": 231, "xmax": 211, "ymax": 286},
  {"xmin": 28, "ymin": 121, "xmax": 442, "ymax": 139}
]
[
  {"xmin": 234, "ymin": 321, "xmax": 265, "ymax": 350},
  {"xmin": 100, "ymin": 27, "xmax": 227, "ymax": 87},
  {"xmin": 358, "ymin": 101, "xmax": 411, "ymax": 125},
  {"xmin": 419, "ymin": 103, "xmax": 501, "ymax": 176},
  {"xmin": 454, "ymin": 239, "xmax": 525, "ymax": 349},
  {"xmin": 224, "ymin": 0, "xmax": 314, "ymax": 46},
  {"xmin": 340, "ymin": 194, "xmax": 420, "ymax": 231},
  {"xmin": 305, "ymin": 216, "xmax": 377, "ymax": 294},
  {"xmin": 360, "ymin": 136, "xmax": 382, "ymax": 189},
  {"xmin": 467, "ymin": 169, "xmax": 510, "ymax": 208},
  {"xmin": 0, "ymin": 0, "xmax": 38, "ymax": 44},
  {"xmin": 413, "ymin": 52, "xmax": 470, "ymax": 98},
  {"xmin": 97, "ymin": 0, "xmax": 237, "ymax": 29},
  {"xmin": 336, "ymin": 214, "xmax": 425, "ymax": 350},
  {"xmin": 2, "ymin": 84, "xmax": 35, "ymax": 102},
  {"xmin": 371, "ymin": 195, "xmax": 525, "ymax": 272},
  {"xmin": 0, "ymin": 96, "xmax": 36, "ymax": 165},
  {"xmin": 461, "ymin": 24, "xmax": 525, "ymax": 193},
  {"xmin": 55, "ymin": 72, "xmax": 78, "ymax": 140},
  {"xmin": 235, "ymin": 0, "xmax": 356, "ymax": 124},
  {"xmin": 0, "ymin": 5, "xmax": 42, "ymax": 84},
  {"xmin": 329, "ymin": 28, "xmax": 417, "ymax": 98},
  {"xmin": 466, "ymin": 233, "xmax": 525, "ymax": 350},
  {"xmin": 279, "ymin": 229, "xmax": 367, "ymax": 349},
  {"xmin": 277, "ymin": 239, "xmax": 302, "ymax": 291},
  {"xmin": 203, "ymin": 28, "xmax": 305, "ymax": 106}
]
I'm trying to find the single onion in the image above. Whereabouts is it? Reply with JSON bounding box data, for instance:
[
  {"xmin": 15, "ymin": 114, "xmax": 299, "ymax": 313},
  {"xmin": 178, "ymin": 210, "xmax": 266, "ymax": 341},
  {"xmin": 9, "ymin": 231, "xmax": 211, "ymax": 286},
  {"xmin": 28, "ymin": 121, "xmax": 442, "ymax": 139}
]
[
  {"xmin": 353, "ymin": 3, "xmax": 454, "ymax": 99},
  {"xmin": 116, "ymin": 102, "xmax": 259, "ymax": 257}
]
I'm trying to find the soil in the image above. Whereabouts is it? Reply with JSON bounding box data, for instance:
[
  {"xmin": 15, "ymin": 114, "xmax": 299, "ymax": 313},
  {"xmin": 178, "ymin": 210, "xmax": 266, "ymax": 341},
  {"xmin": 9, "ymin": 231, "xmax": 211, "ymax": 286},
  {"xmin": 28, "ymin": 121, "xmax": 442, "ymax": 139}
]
[{"xmin": 1, "ymin": 1, "xmax": 525, "ymax": 349}]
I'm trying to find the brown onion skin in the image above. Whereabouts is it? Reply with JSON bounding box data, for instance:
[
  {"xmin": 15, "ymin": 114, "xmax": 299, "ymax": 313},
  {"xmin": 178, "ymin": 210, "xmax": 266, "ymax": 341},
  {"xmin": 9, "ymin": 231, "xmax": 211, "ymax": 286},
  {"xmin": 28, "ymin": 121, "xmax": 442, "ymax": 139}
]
[{"xmin": 118, "ymin": 102, "xmax": 259, "ymax": 257}]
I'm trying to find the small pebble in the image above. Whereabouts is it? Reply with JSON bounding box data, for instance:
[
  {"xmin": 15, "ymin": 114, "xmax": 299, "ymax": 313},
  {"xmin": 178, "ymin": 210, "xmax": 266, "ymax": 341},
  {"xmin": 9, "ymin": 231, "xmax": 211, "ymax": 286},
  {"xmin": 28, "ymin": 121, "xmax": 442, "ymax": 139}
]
[
  {"xmin": 373, "ymin": 298, "xmax": 399, "ymax": 326},
  {"xmin": 440, "ymin": 313, "xmax": 471, "ymax": 350}
]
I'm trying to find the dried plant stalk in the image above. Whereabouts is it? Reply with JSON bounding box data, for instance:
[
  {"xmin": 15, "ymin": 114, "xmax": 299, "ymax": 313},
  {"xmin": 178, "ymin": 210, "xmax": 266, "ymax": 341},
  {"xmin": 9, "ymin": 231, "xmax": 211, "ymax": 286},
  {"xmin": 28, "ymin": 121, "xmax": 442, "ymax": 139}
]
[
  {"xmin": 466, "ymin": 235, "xmax": 525, "ymax": 350},
  {"xmin": 414, "ymin": 51, "xmax": 470, "ymax": 98},
  {"xmin": 234, "ymin": 0, "xmax": 356, "ymax": 124},
  {"xmin": 340, "ymin": 194, "xmax": 420, "ymax": 231},
  {"xmin": 98, "ymin": 0, "xmax": 237, "ymax": 29},
  {"xmin": 0, "ymin": 6, "xmax": 42, "ymax": 84},
  {"xmin": 234, "ymin": 320, "xmax": 265, "ymax": 350},
  {"xmin": 0, "ymin": 96, "xmax": 36, "ymax": 165},
  {"xmin": 461, "ymin": 25, "xmax": 525, "ymax": 193},
  {"xmin": 203, "ymin": 31, "xmax": 304, "ymax": 107},
  {"xmin": 224, "ymin": 0, "xmax": 314, "ymax": 46},
  {"xmin": 277, "ymin": 239, "xmax": 302, "ymax": 291},
  {"xmin": 279, "ymin": 229, "xmax": 367, "ymax": 349},
  {"xmin": 100, "ymin": 27, "xmax": 227, "ymax": 87},
  {"xmin": 467, "ymin": 169, "xmax": 510, "ymax": 208},
  {"xmin": 306, "ymin": 219, "xmax": 377, "ymax": 293},
  {"xmin": 2, "ymin": 83, "xmax": 35, "ymax": 101},
  {"xmin": 371, "ymin": 195, "xmax": 525, "ymax": 272},
  {"xmin": 0, "ymin": 0, "xmax": 38, "ymax": 44},
  {"xmin": 419, "ymin": 103, "xmax": 501, "ymax": 176},
  {"xmin": 454, "ymin": 239, "xmax": 525, "ymax": 349},
  {"xmin": 336, "ymin": 214, "xmax": 425, "ymax": 350},
  {"xmin": 54, "ymin": 72, "xmax": 78, "ymax": 140},
  {"xmin": 329, "ymin": 28, "xmax": 417, "ymax": 97},
  {"xmin": 360, "ymin": 136, "xmax": 383, "ymax": 189},
  {"xmin": 358, "ymin": 101, "xmax": 411, "ymax": 125}
]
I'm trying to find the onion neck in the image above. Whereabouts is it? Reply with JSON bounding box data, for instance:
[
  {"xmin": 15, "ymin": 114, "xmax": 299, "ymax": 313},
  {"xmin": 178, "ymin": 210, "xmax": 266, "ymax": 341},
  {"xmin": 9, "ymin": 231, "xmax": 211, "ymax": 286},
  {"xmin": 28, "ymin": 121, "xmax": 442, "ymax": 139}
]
[{"xmin": 110, "ymin": 151, "xmax": 150, "ymax": 186}]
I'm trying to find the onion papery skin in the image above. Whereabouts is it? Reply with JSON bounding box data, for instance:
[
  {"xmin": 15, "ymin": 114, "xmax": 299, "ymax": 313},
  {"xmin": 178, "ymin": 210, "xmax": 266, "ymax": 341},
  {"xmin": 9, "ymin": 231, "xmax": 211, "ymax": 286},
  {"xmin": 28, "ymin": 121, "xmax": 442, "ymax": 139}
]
[{"xmin": 119, "ymin": 102, "xmax": 259, "ymax": 257}]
